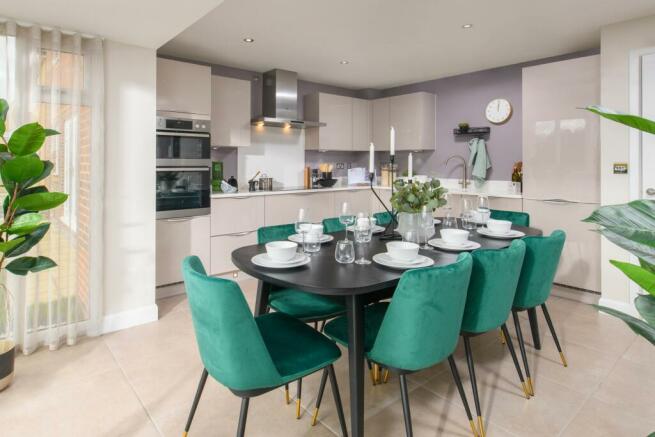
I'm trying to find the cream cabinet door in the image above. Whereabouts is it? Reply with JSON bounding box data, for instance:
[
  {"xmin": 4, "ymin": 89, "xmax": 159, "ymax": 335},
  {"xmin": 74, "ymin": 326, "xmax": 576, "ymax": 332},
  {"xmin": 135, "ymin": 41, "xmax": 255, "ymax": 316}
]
[
  {"xmin": 265, "ymin": 193, "xmax": 335, "ymax": 225},
  {"xmin": 372, "ymin": 98, "xmax": 390, "ymax": 151},
  {"xmin": 390, "ymin": 92, "xmax": 436, "ymax": 151},
  {"xmin": 211, "ymin": 75, "xmax": 251, "ymax": 147},
  {"xmin": 333, "ymin": 190, "xmax": 371, "ymax": 215},
  {"xmin": 489, "ymin": 197, "xmax": 523, "ymax": 212},
  {"xmin": 305, "ymin": 93, "xmax": 353, "ymax": 151},
  {"xmin": 156, "ymin": 58, "xmax": 211, "ymax": 115},
  {"xmin": 352, "ymin": 98, "xmax": 372, "ymax": 151},
  {"xmin": 210, "ymin": 231, "xmax": 258, "ymax": 275},
  {"xmin": 156, "ymin": 216, "xmax": 210, "ymax": 286},
  {"xmin": 211, "ymin": 197, "xmax": 265, "ymax": 236},
  {"xmin": 370, "ymin": 189, "xmax": 392, "ymax": 214}
]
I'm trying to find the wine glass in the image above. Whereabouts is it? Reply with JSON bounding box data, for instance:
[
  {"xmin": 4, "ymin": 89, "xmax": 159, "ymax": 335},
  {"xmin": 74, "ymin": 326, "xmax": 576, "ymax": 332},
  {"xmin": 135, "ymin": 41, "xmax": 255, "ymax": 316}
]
[
  {"xmin": 478, "ymin": 195, "xmax": 490, "ymax": 228},
  {"xmin": 295, "ymin": 208, "xmax": 309, "ymax": 253},
  {"xmin": 354, "ymin": 213, "xmax": 374, "ymax": 265},
  {"xmin": 338, "ymin": 202, "xmax": 356, "ymax": 241}
]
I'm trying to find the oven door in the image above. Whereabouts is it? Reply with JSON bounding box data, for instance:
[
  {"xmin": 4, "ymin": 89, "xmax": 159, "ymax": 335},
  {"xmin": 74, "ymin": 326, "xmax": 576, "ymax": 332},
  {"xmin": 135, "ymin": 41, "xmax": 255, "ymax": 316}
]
[
  {"xmin": 156, "ymin": 167, "xmax": 211, "ymax": 219},
  {"xmin": 156, "ymin": 131, "xmax": 210, "ymax": 167}
]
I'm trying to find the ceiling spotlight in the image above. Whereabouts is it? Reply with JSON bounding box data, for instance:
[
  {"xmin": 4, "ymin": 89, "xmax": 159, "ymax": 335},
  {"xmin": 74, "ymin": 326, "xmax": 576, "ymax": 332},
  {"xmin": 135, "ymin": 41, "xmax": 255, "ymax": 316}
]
[
  {"xmin": 243, "ymin": 37, "xmax": 255, "ymax": 43},
  {"xmin": 462, "ymin": 24, "xmax": 473, "ymax": 29},
  {"xmin": 339, "ymin": 60, "xmax": 349, "ymax": 65}
]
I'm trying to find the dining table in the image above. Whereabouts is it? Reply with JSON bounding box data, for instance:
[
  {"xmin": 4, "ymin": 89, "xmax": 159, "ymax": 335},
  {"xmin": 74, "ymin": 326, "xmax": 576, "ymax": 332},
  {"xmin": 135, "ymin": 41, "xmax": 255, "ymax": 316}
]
[{"xmin": 232, "ymin": 220, "xmax": 543, "ymax": 437}]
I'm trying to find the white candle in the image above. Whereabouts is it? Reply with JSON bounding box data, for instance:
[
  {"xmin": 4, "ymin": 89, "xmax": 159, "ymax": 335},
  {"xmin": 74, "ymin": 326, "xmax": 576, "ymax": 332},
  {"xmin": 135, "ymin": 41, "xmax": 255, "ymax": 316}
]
[
  {"xmin": 390, "ymin": 126, "xmax": 395, "ymax": 156},
  {"xmin": 369, "ymin": 142, "xmax": 375, "ymax": 174},
  {"xmin": 408, "ymin": 153, "xmax": 413, "ymax": 179}
]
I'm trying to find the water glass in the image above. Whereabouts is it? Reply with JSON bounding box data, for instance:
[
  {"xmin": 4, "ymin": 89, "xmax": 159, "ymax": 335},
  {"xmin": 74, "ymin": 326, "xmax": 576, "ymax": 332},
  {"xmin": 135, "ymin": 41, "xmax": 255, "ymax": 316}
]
[
  {"xmin": 442, "ymin": 211, "xmax": 458, "ymax": 229},
  {"xmin": 303, "ymin": 230, "xmax": 322, "ymax": 254},
  {"xmin": 461, "ymin": 210, "xmax": 477, "ymax": 230},
  {"xmin": 338, "ymin": 202, "xmax": 356, "ymax": 241},
  {"xmin": 354, "ymin": 215, "xmax": 374, "ymax": 265},
  {"xmin": 478, "ymin": 195, "xmax": 490, "ymax": 228},
  {"xmin": 295, "ymin": 208, "xmax": 309, "ymax": 252},
  {"xmin": 420, "ymin": 207, "xmax": 435, "ymax": 247},
  {"xmin": 335, "ymin": 240, "xmax": 355, "ymax": 264}
]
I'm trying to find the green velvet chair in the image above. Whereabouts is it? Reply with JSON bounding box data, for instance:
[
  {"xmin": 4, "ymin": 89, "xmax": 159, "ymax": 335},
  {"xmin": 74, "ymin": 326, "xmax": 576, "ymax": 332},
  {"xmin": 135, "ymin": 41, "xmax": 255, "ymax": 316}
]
[
  {"xmin": 257, "ymin": 224, "xmax": 345, "ymax": 413},
  {"xmin": 490, "ymin": 209, "xmax": 530, "ymax": 227},
  {"xmin": 181, "ymin": 256, "xmax": 347, "ymax": 437},
  {"xmin": 324, "ymin": 254, "xmax": 479, "ymax": 437},
  {"xmin": 322, "ymin": 217, "xmax": 345, "ymax": 234},
  {"xmin": 511, "ymin": 230, "xmax": 567, "ymax": 396},
  {"xmin": 461, "ymin": 239, "xmax": 528, "ymax": 437},
  {"xmin": 373, "ymin": 211, "xmax": 393, "ymax": 226}
]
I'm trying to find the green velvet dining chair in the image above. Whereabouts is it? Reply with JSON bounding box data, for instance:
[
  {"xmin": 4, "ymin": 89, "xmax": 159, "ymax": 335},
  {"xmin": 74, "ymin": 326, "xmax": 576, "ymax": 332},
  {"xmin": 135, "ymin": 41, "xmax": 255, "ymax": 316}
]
[
  {"xmin": 489, "ymin": 209, "xmax": 530, "ymax": 227},
  {"xmin": 323, "ymin": 254, "xmax": 479, "ymax": 437},
  {"xmin": 181, "ymin": 256, "xmax": 348, "ymax": 437},
  {"xmin": 460, "ymin": 239, "xmax": 528, "ymax": 437},
  {"xmin": 322, "ymin": 217, "xmax": 345, "ymax": 233},
  {"xmin": 373, "ymin": 211, "xmax": 392, "ymax": 226},
  {"xmin": 511, "ymin": 230, "xmax": 567, "ymax": 396},
  {"xmin": 257, "ymin": 224, "xmax": 345, "ymax": 415}
]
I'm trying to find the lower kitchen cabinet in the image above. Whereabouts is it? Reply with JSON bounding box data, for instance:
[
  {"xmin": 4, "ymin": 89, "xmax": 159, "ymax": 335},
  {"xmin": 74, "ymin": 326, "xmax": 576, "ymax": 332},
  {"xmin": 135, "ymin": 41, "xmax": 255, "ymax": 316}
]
[
  {"xmin": 370, "ymin": 188, "xmax": 392, "ymax": 214},
  {"xmin": 334, "ymin": 189, "xmax": 371, "ymax": 215},
  {"xmin": 156, "ymin": 215, "xmax": 210, "ymax": 286},
  {"xmin": 211, "ymin": 196, "xmax": 264, "ymax": 236},
  {"xmin": 265, "ymin": 192, "xmax": 335, "ymax": 225},
  {"xmin": 210, "ymin": 231, "xmax": 258, "ymax": 275}
]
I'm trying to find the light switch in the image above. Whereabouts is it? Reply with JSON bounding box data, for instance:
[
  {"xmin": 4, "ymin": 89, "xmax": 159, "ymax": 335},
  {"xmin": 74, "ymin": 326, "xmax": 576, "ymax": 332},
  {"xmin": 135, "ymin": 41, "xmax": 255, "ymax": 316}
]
[{"xmin": 613, "ymin": 163, "xmax": 628, "ymax": 174}]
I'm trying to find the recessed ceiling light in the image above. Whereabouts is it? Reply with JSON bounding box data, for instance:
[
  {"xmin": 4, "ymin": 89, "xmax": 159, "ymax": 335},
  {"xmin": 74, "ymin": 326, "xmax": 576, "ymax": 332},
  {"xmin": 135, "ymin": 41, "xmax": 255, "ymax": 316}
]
[
  {"xmin": 243, "ymin": 37, "xmax": 254, "ymax": 43},
  {"xmin": 339, "ymin": 60, "xmax": 349, "ymax": 65},
  {"xmin": 462, "ymin": 24, "xmax": 473, "ymax": 29}
]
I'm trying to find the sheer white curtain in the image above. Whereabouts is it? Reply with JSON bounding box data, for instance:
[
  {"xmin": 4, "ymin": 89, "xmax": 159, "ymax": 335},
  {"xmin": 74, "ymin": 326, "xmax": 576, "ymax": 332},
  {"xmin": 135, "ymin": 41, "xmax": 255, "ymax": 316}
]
[{"xmin": 0, "ymin": 21, "xmax": 104, "ymax": 353}]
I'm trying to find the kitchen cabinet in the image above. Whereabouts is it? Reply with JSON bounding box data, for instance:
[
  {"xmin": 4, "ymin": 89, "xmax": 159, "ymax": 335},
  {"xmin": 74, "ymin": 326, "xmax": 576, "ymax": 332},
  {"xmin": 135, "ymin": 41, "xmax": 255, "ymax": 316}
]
[
  {"xmin": 389, "ymin": 92, "xmax": 436, "ymax": 151},
  {"xmin": 211, "ymin": 232, "xmax": 258, "ymax": 275},
  {"xmin": 265, "ymin": 192, "xmax": 335, "ymax": 226},
  {"xmin": 370, "ymin": 189, "xmax": 392, "ymax": 214},
  {"xmin": 352, "ymin": 98, "xmax": 372, "ymax": 151},
  {"xmin": 156, "ymin": 58, "xmax": 211, "ymax": 116},
  {"xmin": 156, "ymin": 216, "xmax": 210, "ymax": 286},
  {"xmin": 304, "ymin": 93, "xmax": 353, "ymax": 151},
  {"xmin": 211, "ymin": 75, "xmax": 251, "ymax": 147},
  {"xmin": 211, "ymin": 197, "xmax": 265, "ymax": 236},
  {"xmin": 372, "ymin": 97, "xmax": 390, "ymax": 151},
  {"xmin": 333, "ymin": 190, "xmax": 371, "ymax": 214}
]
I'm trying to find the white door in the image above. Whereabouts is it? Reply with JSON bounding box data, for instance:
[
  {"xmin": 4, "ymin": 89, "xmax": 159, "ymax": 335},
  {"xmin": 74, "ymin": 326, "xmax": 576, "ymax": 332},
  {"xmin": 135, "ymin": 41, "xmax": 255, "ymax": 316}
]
[{"xmin": 642, "ymin": 53, "xmax": 655, "ymax": 199}]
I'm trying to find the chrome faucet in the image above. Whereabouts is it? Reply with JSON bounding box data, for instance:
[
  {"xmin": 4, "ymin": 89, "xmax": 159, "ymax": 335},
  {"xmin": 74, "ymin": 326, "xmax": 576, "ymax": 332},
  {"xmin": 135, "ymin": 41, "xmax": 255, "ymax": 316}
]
[{"xmin": 445, "ymin": 155, "xmax": 469, "ymax": 190}]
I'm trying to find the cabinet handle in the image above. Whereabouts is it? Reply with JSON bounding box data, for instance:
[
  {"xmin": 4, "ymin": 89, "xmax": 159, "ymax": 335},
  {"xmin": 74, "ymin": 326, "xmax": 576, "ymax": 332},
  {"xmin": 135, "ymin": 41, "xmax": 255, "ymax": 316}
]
[
  {"xmin": 162, "ymin": 217, "xmax": 193, "ymax": 222},
  {"xmin": 543, "ymin": 198, "xmax": 577, "ymax": 205},
  {"xmin": 225, "ymin": 231, "xmax": 256, "ymax": 237}
]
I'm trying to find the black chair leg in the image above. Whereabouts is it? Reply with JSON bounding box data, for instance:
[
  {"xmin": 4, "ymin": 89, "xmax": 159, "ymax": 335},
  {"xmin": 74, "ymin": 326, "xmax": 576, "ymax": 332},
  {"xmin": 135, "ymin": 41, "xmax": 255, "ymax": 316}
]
[
  {"xmin": 236, "ymin": 397, "xmax": 250, "ymax": 437},
  {"xmin": 501, "ymin": 324, "xmax": 530, "ymax": 399},
  {"xmin": 447, "ymin": 356, "xmax": 478, "ymax": 437},
  {"xmin": 296, "ymin": 378, "xmax": 303, "ymax": 419},
  {"xmin": 311, "ymin": 368, "xmax": 329, "ymax": 426},
  {"xmin": 463, "ymin": 336, "xmax": 484, "ymax": 437},
  {"xmin": 327, "ymin": 364, "xmax": 349, "ymax": 437},
  {"xmin": 284, "ymin": 383, "xmax": 290, "ymax": 404},
  {"xmin": 183, "ymin": 368, "xmax": 208, "ymax": 437},
  {"xmin": 399, "ymin": 374, "xmax": 413, "ymax": 437},
  {"xmin": 527, "ymin": 307, "xmax": 541, "ymax": 350},
  {"xmin": 512, "ymin": 310, "xmax": 533, "ymax": 395},
  {"xmin": 541, "ymin": 304, "xmax": 568, "ymax": 367}
]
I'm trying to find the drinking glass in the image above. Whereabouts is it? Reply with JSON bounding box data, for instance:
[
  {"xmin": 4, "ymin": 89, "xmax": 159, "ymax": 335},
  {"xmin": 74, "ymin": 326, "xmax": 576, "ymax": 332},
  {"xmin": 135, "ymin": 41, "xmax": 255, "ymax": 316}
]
[
  {"xmin": 338, "ymin": 202, "xmax": 356, "ymax": 241},
  {"xmin": 295, "ymin": 208, "xmax": 309, "ymax": 253},
  {"xmin": 335, "ymin": 240, "xmax": 355, "ymax": 264},
  {"xmin": 354, "ymin": 214, "xmax": 374, "ymax": 265},
  {"xmin": 420, "ymin": 206, "xmax": 435, "ymax": 248},
  {"xmin": 442, "ymin": 210, "xmax": 458, "ymax": 229},
  {"xmin": 478, "ymin": 195, "xmax": 490, "ymax": 228},
  {"xmin": 303, "ymin": 229, "xmax": 322, "ymax": 254}
]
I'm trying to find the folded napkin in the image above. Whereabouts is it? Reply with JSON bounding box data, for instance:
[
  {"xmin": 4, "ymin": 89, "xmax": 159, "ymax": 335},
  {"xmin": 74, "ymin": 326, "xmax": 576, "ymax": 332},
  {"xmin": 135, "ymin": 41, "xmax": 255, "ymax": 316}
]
[{"xmin": 468, "ymin": 138, "xmax": 491, "ymax": 183}]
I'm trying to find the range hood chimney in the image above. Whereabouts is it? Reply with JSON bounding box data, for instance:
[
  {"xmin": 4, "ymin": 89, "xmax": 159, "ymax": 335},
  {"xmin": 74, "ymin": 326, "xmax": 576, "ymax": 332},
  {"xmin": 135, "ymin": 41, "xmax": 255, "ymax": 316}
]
[{"xmin": 251, "ymin": 69, "xmax": 325, "ymax": 129}]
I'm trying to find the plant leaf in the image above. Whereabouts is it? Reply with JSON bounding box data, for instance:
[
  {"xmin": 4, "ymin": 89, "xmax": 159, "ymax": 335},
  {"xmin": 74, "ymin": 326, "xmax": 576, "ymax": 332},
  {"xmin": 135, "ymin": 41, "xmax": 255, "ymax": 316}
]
[
  {"xmin": 585, "ymin": 105, "xmax": 655, "ymax": 135},
  {"xmin": 15, "ymin": 192, "xmax": 67, "ymax": 211},
  {"xmin": 635, "ymin": 294, "xmax": 655, "ymax": 327},
  {"xmin": 22, "ymin": 160, "xmax": 53, "ymax": 189},
  {"xmin": 610, "ymin": 260, "xmax": 655, "ymax": 296},
  {"xmin": 4, "ymin": 223, "xmax": 49, "ymax": 257},
  {"xmin": 5, "ymin": 255, "xmax": 57, "ymax": 275},
  {"xmin": 0, "ymin": 155, "xmax": 44, "ymax": 183},
  {"xmin": 7, "ymin": 122, "xmax": 46, "ymax": 156},
  {"xmin": 595, "ymin": 304, "xmax": 655, "ymax": 345},
  {"xmin": 44, "ymin": 129, "xmax": 59, "ymax": 137},
  {"xmin": 7, "ymin": 212, "xmax": 47, "ymax": 235},
  {"xmin": 0, "ymin": 119, "xmax": 5, "ymax": 137},
  {"xmin": 0, "ymin": 99, "xmax": 9, "ymax": 122},
  {"xmin": 0, "ymin": 236, "xmax": 25, "ymax": 253},
  {"xmin": 640, "ymin": 258, "xmax": 655, "ymax": 274}
]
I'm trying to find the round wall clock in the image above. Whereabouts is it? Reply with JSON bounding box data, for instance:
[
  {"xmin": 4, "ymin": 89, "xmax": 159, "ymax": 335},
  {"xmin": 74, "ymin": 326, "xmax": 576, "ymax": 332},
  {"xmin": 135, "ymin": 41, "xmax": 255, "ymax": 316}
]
[{"xmin": 485, "ymin": 98, "xmax": 512, "ymax": 124}]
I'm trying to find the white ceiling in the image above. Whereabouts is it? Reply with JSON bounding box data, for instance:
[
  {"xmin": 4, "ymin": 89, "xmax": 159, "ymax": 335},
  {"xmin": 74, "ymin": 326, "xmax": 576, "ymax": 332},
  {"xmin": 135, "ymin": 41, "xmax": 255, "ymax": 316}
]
[
  {"xmin": 0, "ymin": 0, "xmax": 224, "ymax": 48},
  {"xmin": 159, "ymin": 0, "xmax": 655, "ymax": 89}
]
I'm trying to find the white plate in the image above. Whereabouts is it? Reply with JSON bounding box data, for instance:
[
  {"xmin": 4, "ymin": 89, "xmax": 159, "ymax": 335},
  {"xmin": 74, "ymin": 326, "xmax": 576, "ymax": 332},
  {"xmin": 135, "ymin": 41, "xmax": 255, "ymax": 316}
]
[
  {"xmin": 428, "ymin": 238, "xmax": 481, "ymax": 252},
  {"xmin": 476, "ymin": 228, "xmax": 525, "ymax": 239},
  {"xmin": 433, "ymin": 218, "xmax": 441, "ymax": 225},
  {"xmin": 373, "ymin": 253, "xmax": 434, "ymax": 270},
  {"xmin": 288, "ymin": 234, "xmax": 334, "ymax": 244},
  {"xmin": 251, "ymin": 253, "xmax": 310, "ymax": 269},
  {"xmin": 347, "ymin": 225, "xmax": 386, "ymax": 234}
]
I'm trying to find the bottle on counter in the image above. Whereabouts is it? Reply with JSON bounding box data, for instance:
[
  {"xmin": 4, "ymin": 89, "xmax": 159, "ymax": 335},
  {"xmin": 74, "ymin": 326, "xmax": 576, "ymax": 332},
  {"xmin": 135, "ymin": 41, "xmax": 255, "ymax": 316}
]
[
  {"xmin": 311, "ymin": 169, "xmax": 319, "ymax": 189},
  {"xmin": 227, "ymin": 176, "xmax": 238, "ymax": 189}
]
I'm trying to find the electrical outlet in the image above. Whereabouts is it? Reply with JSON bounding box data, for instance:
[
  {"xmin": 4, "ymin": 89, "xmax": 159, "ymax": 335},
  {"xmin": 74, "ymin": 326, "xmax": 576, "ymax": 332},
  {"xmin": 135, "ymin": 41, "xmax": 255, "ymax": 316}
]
[
  {"xmin": 336, "ymin": 162, "xmax": 345, "ymax": 169},
  {"xmin": 613, "ymin": 163, "xmax": 628, "ymax": 174}
]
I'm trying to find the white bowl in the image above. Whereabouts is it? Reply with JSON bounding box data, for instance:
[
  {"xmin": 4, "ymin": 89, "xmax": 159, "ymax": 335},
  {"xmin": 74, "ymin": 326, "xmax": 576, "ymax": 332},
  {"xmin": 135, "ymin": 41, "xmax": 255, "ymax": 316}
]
[
  {"xmin": 300, "ymin": 223, "xmax": 323, "ymax": 235},
  {"xmin": 487, "ymin": 219, "xmax": 512, "ymax": 234},
  {"xmin": 265, "ymin": 241, "xmax": 298, "ymax": 262},
  {"xmin": 440, "ymin": 229, "xmax": 470, "ymax": 245},
  {"xmin": 386, "ymin": 241, "xmax": 420, "ymax": 262}
]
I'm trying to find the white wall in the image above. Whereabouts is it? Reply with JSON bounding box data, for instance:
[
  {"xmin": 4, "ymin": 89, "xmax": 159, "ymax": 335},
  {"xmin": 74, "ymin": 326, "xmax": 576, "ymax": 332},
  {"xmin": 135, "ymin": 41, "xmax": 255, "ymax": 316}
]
[
  {"xmin": 599, "ymin": 14, "xmax": 655, "ymax": 312},
  {"xmin": 102, "ymin": 40, "xmax": 158, "ymax": 332},
  {"xmin": 237, "ymin": 126, "xmax": 305, "ymax": 190}
]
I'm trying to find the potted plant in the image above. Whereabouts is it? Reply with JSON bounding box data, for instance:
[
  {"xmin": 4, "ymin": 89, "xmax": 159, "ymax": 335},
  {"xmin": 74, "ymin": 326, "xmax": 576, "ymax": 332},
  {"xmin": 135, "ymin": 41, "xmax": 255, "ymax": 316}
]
[
  {"xmin": 390, "ymin": 179, "xmax": 447, "ymax": 242},
  {"xmin": 511, "ymin": 161, "xmax": 522, "ymax": 193},
  {"xmin": 458, "ymin": 122, "xmax": 470, "ymax": 133},
  {"xmin": 0, "ymin": 99, "xmax": 68, "ymax": 391}
]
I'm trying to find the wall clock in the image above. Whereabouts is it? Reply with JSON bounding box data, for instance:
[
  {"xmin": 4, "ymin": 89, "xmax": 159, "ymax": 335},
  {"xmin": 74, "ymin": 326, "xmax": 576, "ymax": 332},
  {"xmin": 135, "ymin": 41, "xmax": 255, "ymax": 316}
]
[{"xmin": 485, "ymin": 98, "xmax": 512, "ymax": 124}]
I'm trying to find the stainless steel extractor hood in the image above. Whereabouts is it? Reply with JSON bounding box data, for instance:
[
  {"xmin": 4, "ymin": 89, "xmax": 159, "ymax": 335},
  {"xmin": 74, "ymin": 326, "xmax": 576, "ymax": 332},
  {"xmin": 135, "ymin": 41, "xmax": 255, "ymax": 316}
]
[{"xmin": 251, "ymin": 69, "xmax": 325, "ymax": 129}]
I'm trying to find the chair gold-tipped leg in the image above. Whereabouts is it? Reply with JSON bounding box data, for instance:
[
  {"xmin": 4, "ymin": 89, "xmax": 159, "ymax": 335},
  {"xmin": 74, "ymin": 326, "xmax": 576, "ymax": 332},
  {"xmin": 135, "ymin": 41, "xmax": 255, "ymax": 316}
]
[
  {"xmin": 296, "ymin": 398, "xmax": 302, "ymax": 419},
  {"xmin": 369, "ymin": 367, "xmax": 377, "ymax": 385},
  {"xmin": 182, "ymin": 432, "xmax": 188, "ymax": 437},
  {"xmin": 499, "ymin": 329, "xmax": 506, "ymax": 345},
  {"xmin": 311, "ymin": 407, "xmax": 319, "ymax": 426},
  {"xmin": 559, "ymin": 351, "xmax": 568, "ymax": 368},
  {"xmin": 383, "ymin": 368, "xmax": 390, "ymax": 383},
  {"xmin": 374, "ymin": 364, "xmax": 380, "ymax": 384},
  {"xmin": 477, "ymin": 416, "xmax": 486, "ymax": 437},
  {"xmin": 527, "ymin": 377, "xmax": 535, "ymax": 396},
  {"xmin": 285, "ymin": 386, "xmax": 290, "ymax": 404},
  {"xmin": 468, "ymin": 419, "xmax": 479, "ymax": 437},
  {"xmin": 521, "ymin": 382, "xmax": 531, "ymax": 399}
]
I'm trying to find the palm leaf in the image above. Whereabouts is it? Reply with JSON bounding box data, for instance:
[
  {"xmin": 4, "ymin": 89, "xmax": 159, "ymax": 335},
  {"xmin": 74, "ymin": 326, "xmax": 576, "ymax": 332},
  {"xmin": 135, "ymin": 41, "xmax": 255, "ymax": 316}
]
[
  {"xmin": 595, "ymin": 305, "xmax": 655, "ymax": 345},
  {"xmin": 585, "ymin": 106, "xmax": 655, "ymax": 134}
]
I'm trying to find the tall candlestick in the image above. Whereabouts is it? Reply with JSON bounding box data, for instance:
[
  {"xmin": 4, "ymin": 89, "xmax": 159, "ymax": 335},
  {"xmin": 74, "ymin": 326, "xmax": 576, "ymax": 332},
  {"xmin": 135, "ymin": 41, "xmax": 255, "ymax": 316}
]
[
  {"xmin": 369, "ymin": 142, "xmax": 375, "ymax": 174},
  {"xmin": 390, "ymin": 126, "xmax": 395, "ymax": 156},
  {"xmin": 408, "ymin": 152, "xmax": 413, "ymax": 180}
]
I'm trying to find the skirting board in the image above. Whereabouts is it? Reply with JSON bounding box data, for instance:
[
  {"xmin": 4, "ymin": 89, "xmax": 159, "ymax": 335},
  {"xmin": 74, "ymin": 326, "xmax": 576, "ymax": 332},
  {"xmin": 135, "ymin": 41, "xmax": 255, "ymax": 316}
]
[
  {"xmin": 598, "ymin": 297, "xmax": 640, "ymax": 318},
  {"xmin": 102, "ymin": 304, "xmax": 159, "ymax": 334}
]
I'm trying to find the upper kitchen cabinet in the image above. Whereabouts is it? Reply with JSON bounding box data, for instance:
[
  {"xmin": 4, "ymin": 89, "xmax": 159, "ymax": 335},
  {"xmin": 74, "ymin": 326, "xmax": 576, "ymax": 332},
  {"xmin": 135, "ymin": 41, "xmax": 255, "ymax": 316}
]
[
  {"xmin": 211, "ymin": 75, "xmax": 252, "ymax": 147},
  {"xmin": 372, "ymin": 97, "xmax": 390, "ymax": 151},
  {"xmin": 305, "ymin": 93, "xmax": 353, "ymax": 151},
  {"xmin": 389, "ymin": 92, "xmax": 436, "ymax": 151},
  {"xmin": 352, "ymin": 98, "xmax": 372, "ymax": 151},
  {"xmin": 156, "ymin": 58, "xmax": 211, "ymax": 116}
]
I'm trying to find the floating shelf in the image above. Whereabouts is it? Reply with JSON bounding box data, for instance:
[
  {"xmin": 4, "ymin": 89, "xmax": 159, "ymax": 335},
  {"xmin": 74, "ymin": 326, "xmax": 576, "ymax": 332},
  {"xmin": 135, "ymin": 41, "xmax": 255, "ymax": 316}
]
[{"xmin": 453, "ymin": 127, "xmax": 491, "ymax": 136}]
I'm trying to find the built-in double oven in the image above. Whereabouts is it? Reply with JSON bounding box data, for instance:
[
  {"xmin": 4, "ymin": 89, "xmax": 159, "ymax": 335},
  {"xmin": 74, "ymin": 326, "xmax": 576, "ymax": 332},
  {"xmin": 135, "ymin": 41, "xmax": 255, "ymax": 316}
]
[{"xmin": 156, "ymin": 112, "xmax": 211, "ymax": 219}]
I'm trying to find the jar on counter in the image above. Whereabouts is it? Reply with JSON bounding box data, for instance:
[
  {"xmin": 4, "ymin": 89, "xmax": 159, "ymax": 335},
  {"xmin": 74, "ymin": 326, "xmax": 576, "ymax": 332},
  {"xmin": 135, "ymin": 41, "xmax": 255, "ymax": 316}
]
[{"xmin": 380, "ymin": 163, "xmax": 398, "ymax": 187}]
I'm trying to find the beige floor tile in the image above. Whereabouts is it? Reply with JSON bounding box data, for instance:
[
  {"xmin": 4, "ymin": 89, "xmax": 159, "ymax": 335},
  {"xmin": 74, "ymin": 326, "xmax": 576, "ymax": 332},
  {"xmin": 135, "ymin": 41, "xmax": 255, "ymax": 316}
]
[
  {"xmin": 622, "ymin": 335, "xmax": 655, "ymax": 366},
  {"xmin": 561, "ymin": 396, "xmax": 655, "ymax": 437},
  {"xmin": 157, "ymin": 293, "xmax": 189, "ymax": 317},
  {"xmin": 593, "ymin": 357, "xmax": 655, "ymax": 418}
]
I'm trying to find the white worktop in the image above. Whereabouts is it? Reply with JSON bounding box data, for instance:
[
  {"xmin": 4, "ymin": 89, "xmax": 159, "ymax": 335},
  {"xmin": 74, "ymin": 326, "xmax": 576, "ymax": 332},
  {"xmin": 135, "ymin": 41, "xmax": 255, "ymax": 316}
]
[{"xmin": 211, "ymin": 185, "xmax": 388, "ymax": 199}]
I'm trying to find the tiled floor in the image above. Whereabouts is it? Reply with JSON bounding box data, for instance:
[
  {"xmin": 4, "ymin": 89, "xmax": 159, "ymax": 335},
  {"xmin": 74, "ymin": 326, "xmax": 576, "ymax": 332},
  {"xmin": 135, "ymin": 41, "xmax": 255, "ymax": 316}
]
[{"xmin": 2, "ymin": 281, "xmax": 654, "ymax": 436}]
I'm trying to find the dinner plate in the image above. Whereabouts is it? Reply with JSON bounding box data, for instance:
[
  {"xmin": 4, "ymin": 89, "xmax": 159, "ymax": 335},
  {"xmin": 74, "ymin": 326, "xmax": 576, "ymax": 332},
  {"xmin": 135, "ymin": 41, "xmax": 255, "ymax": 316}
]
[
  {"xmin": 476, "ymin": 228, "xmax": 526, "ymax": 239},
  {"xmin": 347, "ymin": 225, "xmax": 386, "ymax": 234},
  {"xmin": 372, "ymin": 253, "xmax": 434, "ymax": 270},
  {"xmin": 428, "ymin": 238, "xmax": 481, "ymax": 252},
  {"xmin": 433, "ymin": 218, "xmax": 441, "ymax": 225},
  {"xmin": 251, "ymin": 253, "xmax": 310, "ymax": 269},
  {"xmin": 288, "ymin": 233, "xmax": 334, "ymax": 244}
]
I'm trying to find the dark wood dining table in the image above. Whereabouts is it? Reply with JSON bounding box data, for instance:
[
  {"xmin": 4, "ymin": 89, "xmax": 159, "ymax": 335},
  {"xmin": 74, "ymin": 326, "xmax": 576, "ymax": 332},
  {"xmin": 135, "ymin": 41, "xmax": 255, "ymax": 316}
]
[{"xmin": 232, "ymin": 221, "xmax": 542, "ymax": 437}]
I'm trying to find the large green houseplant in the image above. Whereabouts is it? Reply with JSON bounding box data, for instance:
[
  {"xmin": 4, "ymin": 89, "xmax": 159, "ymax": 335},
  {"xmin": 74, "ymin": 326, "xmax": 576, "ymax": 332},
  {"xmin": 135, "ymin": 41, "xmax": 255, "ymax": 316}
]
[
  {"xmin": 0, "ymin": 98, "xmax": 68, "ymax": 391},
  {"xmin": 582, "ymin": 106, "xmax": 655, "ymax": 346}
]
